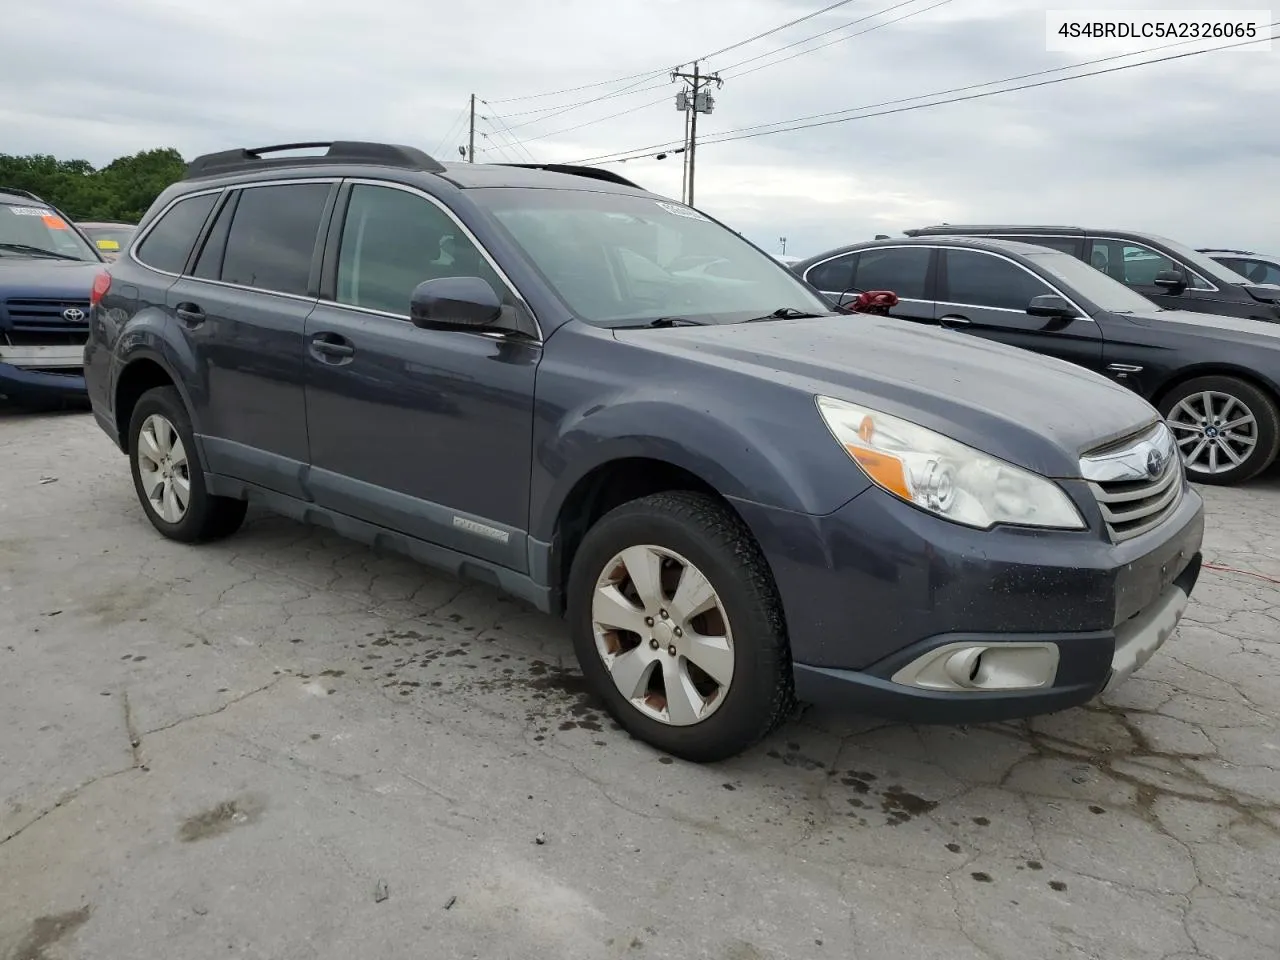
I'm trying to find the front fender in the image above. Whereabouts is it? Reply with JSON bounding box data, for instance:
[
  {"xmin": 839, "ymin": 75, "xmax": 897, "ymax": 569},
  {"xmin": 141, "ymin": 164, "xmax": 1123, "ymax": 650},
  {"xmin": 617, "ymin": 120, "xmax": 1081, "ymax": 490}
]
[{"xmin": 529, "ymin": 389, "xmax": 870, "ymax": 541}]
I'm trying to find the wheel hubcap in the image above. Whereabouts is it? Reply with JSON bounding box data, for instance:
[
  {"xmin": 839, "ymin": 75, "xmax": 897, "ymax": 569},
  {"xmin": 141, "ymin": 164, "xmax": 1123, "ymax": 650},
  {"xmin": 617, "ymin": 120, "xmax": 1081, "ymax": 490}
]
[
  {"xmin": 136, "ymin": 414, "xmax": 190, "ymax": 523},
  {"xmin": 590, "ymin": 544, "xmax": 735, "ymax": 727},
  {"xmin": 1166, "ymin": 390, "xmax": 1258, "ymax": 475}
]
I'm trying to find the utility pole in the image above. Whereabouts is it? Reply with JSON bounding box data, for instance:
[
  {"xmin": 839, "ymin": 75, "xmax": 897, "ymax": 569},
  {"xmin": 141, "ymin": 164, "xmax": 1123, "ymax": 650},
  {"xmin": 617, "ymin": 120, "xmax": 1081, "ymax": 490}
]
[
  {"xmin": 672, "ymin": 62, "xmax": 721, "ymax": 206},
  {"xmin": 779, "ymin": 237, "xmax": 788, "ymax": 255},
  {"xmin": 467, "ymin": 94, "xmax": 477, "ymax": 162}
]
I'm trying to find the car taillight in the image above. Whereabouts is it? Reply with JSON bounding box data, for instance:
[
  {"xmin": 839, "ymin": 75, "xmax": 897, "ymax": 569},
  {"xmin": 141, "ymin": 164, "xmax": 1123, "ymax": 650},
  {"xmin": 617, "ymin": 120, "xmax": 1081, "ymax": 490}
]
[{"xmin": 90, "ymin": 271, "xmax": 111, "ymax": 307}]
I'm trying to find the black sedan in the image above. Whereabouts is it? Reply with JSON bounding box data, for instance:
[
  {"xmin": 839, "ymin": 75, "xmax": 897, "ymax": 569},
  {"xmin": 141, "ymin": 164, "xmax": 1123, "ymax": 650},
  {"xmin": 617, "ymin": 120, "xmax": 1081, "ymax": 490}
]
[{"xmin": 793, "ymin": 236, "xmax": 1280, "ymax": 485}]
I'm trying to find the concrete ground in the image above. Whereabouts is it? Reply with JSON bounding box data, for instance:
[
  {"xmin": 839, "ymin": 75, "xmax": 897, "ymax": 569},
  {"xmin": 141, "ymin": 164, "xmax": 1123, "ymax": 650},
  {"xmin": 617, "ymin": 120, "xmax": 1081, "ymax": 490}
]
[{"xmin": 1, "ymin": 405, "xmax": 1278, "ymax": 960}]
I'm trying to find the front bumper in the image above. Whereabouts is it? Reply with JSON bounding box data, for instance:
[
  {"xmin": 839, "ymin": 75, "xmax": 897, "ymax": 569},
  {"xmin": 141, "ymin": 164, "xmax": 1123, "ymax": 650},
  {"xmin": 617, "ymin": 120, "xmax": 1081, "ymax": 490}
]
[
  {"xmin": 732, "ymin": 479, "xmax": 1205, "ymax": 724},
  {"xmin": 0, "ymin": 361, "xmax": 87, "ymax": 404}
]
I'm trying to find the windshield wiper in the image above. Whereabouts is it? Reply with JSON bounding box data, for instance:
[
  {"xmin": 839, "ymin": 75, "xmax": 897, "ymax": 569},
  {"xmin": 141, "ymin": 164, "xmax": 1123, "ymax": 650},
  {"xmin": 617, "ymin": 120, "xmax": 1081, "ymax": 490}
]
[
  {"xmin": 614, "ymin": 316, "xmax": 707, "ymax": 329},
  {"xmin": 0, "ymin": 243, "xmax": 83, "ymax": 261},
  {"xmin": 745, "ymin": 306, "xmax": 828, "ymax": 322}
]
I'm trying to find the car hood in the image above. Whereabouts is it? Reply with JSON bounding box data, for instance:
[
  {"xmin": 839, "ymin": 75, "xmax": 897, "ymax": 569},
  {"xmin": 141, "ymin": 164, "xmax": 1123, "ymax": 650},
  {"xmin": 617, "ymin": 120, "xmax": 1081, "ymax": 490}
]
[
  {"xmin": 1242, "ymin": 282, "xmax": 1280, "ymax": 304},
  {"xmin": 1125, "ymin": 306, "xmax": 1280, "ymax": 339},
  {"xmin": 614, "ymin": 315, "xmax": 1160, "ymax": 479},
  {"xmin": 0, "ymin": 257, "xmax": 102, "ymax": 300}
]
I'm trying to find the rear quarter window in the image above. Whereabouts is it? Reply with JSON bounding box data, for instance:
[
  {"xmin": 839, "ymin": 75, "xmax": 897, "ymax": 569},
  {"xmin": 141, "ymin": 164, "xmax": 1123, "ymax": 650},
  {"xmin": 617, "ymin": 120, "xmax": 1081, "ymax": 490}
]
[{"xmin": 135, "ymin": 193, "xmax": 220, "ymax": 274}]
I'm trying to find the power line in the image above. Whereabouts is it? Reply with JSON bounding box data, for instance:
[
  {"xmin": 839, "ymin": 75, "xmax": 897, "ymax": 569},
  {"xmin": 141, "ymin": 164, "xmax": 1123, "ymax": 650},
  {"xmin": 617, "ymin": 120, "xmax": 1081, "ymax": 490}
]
[
  {"xmin": 571, "ymin": 28, "xmax": 1276, "ymax": 165},
  {"xmin": 483, "ymin": 0, "xmax": 864, "ymax": 117},
  {"xmin": 479, "ymin": 114, "xmax": 538, "ymax": 162},
  {"xmin": 431, "ymin": 102, "xmax": 470, "ymax": 157},
  {"xmin": 493, "ymin": 0, "xmax": 942, "ymax": 147},
  {"xmin": 711, "ymin": 0, "xmax": 932, "ymax": 74},
  {"xmin": 722, "ymin": 0, "xmax": 953, "ymax": 80},
  {"xmin": 490, "ymin": 75, "xmax": 673, "ymax": 120}
]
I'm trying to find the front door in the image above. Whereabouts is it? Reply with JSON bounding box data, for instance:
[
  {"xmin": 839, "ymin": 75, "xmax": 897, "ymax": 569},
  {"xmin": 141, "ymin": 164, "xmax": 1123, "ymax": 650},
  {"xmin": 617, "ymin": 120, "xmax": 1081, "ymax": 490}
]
[
  {"xmin": 302, "ymin": 181, "xmax": 540, "ymax": 570},
  {"xmin": 1085, "ymin": 237, "xmax": 1220, "ymax": 313},
  {"xmin": 936, "ymin": 248, "xmax": 1104, "ymax": 374}
]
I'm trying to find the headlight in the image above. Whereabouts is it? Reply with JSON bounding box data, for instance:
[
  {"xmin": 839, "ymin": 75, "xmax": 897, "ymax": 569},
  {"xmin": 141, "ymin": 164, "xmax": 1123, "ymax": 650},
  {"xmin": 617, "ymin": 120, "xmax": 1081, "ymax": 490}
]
[{"xmin": 815, "ymin": 396, "xmax": 1085, "ymax": 530}]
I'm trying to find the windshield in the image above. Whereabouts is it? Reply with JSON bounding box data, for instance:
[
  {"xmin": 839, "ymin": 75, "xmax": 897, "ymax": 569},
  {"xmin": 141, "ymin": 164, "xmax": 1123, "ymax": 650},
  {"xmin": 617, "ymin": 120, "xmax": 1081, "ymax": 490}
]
[
  {"xmin": 473, "ymin": 187, "xmax": 832, "ymax": 325},
  {"xmin": 1148, "ymin": 233, "xmax": 1254, "ymax": 285},
  {"xmin": 0, "ymin": 201, "xmax": 99, "ymax": 261},
  {"xmin": 1027, "ymin": 250, "xmax": 1164, "ymax": 314}
]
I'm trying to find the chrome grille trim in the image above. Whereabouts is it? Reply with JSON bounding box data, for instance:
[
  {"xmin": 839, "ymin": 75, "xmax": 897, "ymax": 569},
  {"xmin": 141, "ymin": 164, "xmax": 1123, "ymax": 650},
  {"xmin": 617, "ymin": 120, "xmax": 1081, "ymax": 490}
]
[{"xmin": 1081, "ymin": 422, "xmax": 1184, "ymax": 542}]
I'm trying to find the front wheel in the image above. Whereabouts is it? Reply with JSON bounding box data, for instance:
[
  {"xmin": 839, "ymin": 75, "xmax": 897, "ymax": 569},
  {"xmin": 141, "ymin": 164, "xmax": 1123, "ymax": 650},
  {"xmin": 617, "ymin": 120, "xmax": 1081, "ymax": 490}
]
[
  {"xmin": 566, "ymin": 491, "xmax": 794, "ymax": 763},
  {"xmin": 1159, "ymin": 376, "xmax": 1280, "ymax": 485}
]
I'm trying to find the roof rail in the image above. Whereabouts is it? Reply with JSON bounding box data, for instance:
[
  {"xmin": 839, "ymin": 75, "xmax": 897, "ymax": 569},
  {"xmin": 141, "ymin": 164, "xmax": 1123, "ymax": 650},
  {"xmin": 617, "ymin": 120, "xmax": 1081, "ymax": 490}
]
[
  {"xmin": 1197, "ymin": 247, "xmax": 1254, "ymax": 255},
  {"xmin": 497, "ymin": 163, "xmax": 644, "ymax": 190},
  {"xmin": 184, "ymin": 141, "xmax": 447, "ymax": 180},
  {"xmin": 906, "ymin": 224, "xmax": 1084, "ymax": 236},
  {"xmin": 0, "ymin": 185, "xmax": 48, "ymax": 203}
]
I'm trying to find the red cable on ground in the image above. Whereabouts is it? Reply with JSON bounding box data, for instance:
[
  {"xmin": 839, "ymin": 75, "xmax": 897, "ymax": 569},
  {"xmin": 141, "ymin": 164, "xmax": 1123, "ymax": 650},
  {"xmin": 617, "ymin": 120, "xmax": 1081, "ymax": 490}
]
[{"xmin": 1202, "ymin": 561, "xmax": 1280, "ymax": 587}]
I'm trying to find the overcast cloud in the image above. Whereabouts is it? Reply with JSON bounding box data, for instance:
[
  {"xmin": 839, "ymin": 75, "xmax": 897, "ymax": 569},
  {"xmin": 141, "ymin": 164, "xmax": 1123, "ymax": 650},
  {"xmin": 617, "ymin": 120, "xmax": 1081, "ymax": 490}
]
[{"xmin": 5, "ymin": 0, "xmax": 1277, "ymax": 257}]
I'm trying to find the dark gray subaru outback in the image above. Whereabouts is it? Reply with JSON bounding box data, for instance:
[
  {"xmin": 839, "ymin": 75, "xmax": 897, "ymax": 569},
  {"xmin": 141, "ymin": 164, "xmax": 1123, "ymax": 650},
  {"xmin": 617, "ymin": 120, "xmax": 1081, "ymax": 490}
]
[{"xmin": 84, "ymin": 142, "xmax": 1204, "ymax": 762}]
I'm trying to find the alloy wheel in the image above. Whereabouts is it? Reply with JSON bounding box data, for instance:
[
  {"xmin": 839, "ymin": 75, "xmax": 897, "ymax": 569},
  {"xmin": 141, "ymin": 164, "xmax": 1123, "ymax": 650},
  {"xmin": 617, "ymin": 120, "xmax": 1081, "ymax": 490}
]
[
  {"xmin": 590, "ymin": 544, "xmax": 735, "ymax": 726},
  {"xmin": 136, "ymin": 413, "xmax": 191, "ymax": 523},
  {"xmin": 1165, "ymin": 390, "xmax": 1259, "ymax": 476}
]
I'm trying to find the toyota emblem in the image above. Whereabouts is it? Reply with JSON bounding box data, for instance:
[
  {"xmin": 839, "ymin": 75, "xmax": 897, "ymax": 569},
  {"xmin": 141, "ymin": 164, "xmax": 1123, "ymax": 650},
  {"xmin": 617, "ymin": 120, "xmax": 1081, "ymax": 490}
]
[
  {"xmin": 62, "ymin": 307, "xmax": 85, "ymax": 322},
  {"xmin": 1146, "ymin": 448, "xmax": 1164, "ymax": 478}
]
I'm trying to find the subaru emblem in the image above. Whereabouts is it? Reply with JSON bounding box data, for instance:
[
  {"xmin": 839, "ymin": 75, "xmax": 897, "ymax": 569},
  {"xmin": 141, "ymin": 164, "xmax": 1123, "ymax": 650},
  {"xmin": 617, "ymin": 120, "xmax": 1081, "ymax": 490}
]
[
  {"xmin": 62, "ymin": 307, "xmax": 85, "ymax": 322},
  {"xmin": 1146, "ymin": 448, "xmax": 1164, "ymax": 478}
]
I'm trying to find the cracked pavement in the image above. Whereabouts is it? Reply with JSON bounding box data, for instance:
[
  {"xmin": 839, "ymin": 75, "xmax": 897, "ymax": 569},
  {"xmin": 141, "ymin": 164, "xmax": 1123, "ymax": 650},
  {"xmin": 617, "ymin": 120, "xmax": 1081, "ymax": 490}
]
[{"xmin": 1, "ymin": 407, "xmax": 1278, "ymax": 960}]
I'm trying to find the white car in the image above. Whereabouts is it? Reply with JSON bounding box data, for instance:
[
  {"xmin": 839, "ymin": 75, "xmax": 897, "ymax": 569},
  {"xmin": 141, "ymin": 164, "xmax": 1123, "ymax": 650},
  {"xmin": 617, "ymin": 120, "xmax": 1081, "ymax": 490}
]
[{"xmin": 1198, "ymin": 248, "xmax": 1280, "ymax": 286}]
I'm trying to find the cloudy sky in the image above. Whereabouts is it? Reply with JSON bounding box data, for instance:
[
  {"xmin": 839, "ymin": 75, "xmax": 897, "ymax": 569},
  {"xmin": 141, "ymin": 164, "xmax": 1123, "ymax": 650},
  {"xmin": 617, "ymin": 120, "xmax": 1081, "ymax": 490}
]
[{"xmin": 5, "ymin": 0, "xmax": 1276, "ymax": 258}]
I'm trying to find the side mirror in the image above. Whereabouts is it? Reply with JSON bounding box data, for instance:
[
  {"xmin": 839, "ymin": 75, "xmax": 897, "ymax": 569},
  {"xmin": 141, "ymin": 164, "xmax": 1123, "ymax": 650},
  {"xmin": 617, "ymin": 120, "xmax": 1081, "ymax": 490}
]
[
  {"xmin": 1153, "ymin": 270, "xmax": 1186, "ymax": 293},
  {"xmin": 410, "ymin": 277, "xmax": 503, "ymax": 329},
  {"xmin": 1026, "ymin": 294, "xmax": 1076, "ymax": 318}
]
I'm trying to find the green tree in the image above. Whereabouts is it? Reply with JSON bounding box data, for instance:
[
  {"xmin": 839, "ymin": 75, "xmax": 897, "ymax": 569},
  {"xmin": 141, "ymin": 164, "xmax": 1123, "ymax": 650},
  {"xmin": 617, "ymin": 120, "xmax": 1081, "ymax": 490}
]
[{"xmin": 0, "ymin": 148, "xmax": 186, "ymax": 222}]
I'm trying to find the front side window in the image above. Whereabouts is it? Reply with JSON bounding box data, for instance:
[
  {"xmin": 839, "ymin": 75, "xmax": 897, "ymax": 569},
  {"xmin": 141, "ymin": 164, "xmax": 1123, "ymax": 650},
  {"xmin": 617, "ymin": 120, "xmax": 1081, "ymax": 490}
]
[
  {"xmin": 1235, "ymin": 258, "xmax": 1280, "ymax": 285},
  {"xmin": 219, "ymin": 183, "xmax": 330, "ymax": 296},
  {"xmin": 942, "ymin": 249, "xmax": 1054, "ymax": 311},
  {"xmin": 135, "ymin": 193, "xmax": 218, "ymax": 273},
  {"xmin": 853, "ymin": 247, "xmax": 931, "ymax": 300},
  {"xmin": 473, "ymin": 188, "xmax": 832, "ymax": 325},
  {"xmin": 335, "ymin": 184, "xmax": 505, "ymax": 315},
  {"xmin": 1090, "ymin": 239, "xmax": 1213, "ymax": 291},
  {"xmin": 0, "ymin": 200, "xmax": 100, "ymax": 262},
  {"xmin": 805, "ymin": 253, "xmax": 857, "ymax": 292}
]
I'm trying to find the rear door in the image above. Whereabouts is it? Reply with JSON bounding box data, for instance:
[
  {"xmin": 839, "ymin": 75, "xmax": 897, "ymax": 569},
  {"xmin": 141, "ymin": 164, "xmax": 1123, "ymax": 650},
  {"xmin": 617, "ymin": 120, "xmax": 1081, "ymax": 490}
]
[
  {"xmin": 165, "ymin": 179, "xmax": 336, "ymax": 497},
  {"xmin": 936, "ymin": 248, "xmax": 1104, "ymax": 373},
  {"xmin": 848, "ymin": 246, "xmax": 937, "ymax": 324}
]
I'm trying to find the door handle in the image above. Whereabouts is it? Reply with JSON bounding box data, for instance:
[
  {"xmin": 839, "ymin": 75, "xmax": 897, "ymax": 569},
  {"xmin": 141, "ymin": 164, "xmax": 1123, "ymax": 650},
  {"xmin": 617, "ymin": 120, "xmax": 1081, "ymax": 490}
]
[
  {"xmin": 309, "ymin": 334, "xmax": 355, "ymax": 363},
  {"xmin": 939, "ymin": 314, "xmax": 970, "ymax": 328},
  {"xmin": 174, "ymin": 302, "xmax": 205, "ymax": 327}
]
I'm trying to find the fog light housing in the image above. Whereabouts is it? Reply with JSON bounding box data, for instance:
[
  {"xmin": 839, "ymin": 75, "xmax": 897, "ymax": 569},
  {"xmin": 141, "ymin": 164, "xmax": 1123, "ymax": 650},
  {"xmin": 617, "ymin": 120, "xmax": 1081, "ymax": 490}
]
[{"xmin": 891, "ymin": 641, "xmax": 1060, "ymax": 692}]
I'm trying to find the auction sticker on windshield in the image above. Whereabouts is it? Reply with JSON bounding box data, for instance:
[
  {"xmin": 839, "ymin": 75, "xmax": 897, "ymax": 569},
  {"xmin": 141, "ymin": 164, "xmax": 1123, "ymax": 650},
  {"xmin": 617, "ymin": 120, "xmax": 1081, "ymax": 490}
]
[
  {"xmin": 9, "ymin": 206, "xmax": 54, "ymax": 217},
  {"xmin": 655, "ymin": 200, "xmax": 709, "ymax": 221}
]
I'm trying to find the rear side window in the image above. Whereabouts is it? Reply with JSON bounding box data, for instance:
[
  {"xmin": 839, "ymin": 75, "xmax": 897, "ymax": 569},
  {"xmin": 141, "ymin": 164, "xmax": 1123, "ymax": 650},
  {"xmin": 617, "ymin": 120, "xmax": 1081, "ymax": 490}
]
[
  {"xmin": 941, "ymin": 249, "xmax": 1054, "ymax": 310},
  {"xmin": 219, "ymin": 183, "xmax": 330, "ymax": 296},
  {"xmin": 134, "ymin": 193, "xmax": 218, "ymax": 273},
  {"xmin": 853, "ymin": 247, "xmax": 931, "ymax": 299},
  {"xmin": 804, "ymin": 253, "xmax": 857, "ymax": 292}
]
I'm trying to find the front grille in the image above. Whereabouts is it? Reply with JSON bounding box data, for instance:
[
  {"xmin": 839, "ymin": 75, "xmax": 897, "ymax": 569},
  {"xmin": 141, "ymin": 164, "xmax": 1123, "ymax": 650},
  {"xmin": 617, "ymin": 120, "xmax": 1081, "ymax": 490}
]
[
  {"xmin": 3, "ymin": 298, "xmax": 91, "ymax": 334},
  {"xmin": 1081, "ymin": 422, "xmax": 1184, "ymax": 542},
  {"xmin": 3, "ymin": 329, "xmax": 86, "ymax": 347}
]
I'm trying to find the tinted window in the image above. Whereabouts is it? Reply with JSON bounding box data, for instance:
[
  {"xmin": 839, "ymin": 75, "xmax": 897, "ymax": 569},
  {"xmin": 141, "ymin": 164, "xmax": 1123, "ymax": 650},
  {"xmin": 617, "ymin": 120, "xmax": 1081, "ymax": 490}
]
[
  {"xmin": 1236, "ymin": 258, "xmax": 1280, "ymax": 285},
  {"xmin": 1089, "ymin": 239, "xmax": 1212, "ymax": 290},
  {"xmin": 942, "ymin": 249, "xmax": 1054, "ymax": 310},
  {"xmin": 336, "ymin": 184, "xmax": 504, "ymax": 315},
  {"xmin": 220, "ymin": 183, "xmax": 330, "ymax": 296},
  {"xmin": 135, "ymin": 193, "xmax": 217, "ymax": 273},
  {"xmin": 805, "ymin": 254, "xmax": 857, "ymax": 292},
  {"xmin": 192, "ymin": 195, "xmax": 236, "ymax": 280},
  {"xmin": 853, "ymin": 247, "xmax": 931, "ymax": 299}
]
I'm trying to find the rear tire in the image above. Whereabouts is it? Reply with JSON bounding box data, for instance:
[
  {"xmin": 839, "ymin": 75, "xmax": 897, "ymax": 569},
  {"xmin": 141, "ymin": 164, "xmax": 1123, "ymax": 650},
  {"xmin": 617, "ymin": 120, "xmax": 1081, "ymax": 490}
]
[
  {"xmin": 128, "ymin": 386, "xmax": 247, "ymax": 542},
  {"xmin": 1159, "ymin": 376, "xmax": 1280, "ymax": 485},
  {"xmin": 566, "ymin": 491, "xmax": 794, "ymax": 763}
]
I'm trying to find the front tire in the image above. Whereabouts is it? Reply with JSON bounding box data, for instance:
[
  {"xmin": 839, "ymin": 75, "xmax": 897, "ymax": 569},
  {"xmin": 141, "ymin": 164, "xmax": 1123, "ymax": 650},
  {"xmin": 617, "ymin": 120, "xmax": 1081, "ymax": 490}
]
[
  {"xmin": 1159, "ymin": 376, "xmax": 1280, "ymax": 485},
  {"xmin": 128, "ymin": 386, "xmax": 247, "ymax": 542},
  {"xmin": 566, "ymin": 491, "xmax": 794, "ymax": 763}
]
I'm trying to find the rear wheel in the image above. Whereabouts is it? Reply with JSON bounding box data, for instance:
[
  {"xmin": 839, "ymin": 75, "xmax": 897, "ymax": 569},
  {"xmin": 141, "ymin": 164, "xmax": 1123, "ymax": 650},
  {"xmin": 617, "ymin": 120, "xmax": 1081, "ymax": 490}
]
[
  {"xmin": 128, "ymin": 386, "xmax": 247, "ymax": 542},
  {"xmin": 1159, "ymin": 376, "xmax": 1280, "ymax": 485},
  {"xmin": 567, "ymin": 491, "xmax": 794, "ymax": 763}
]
